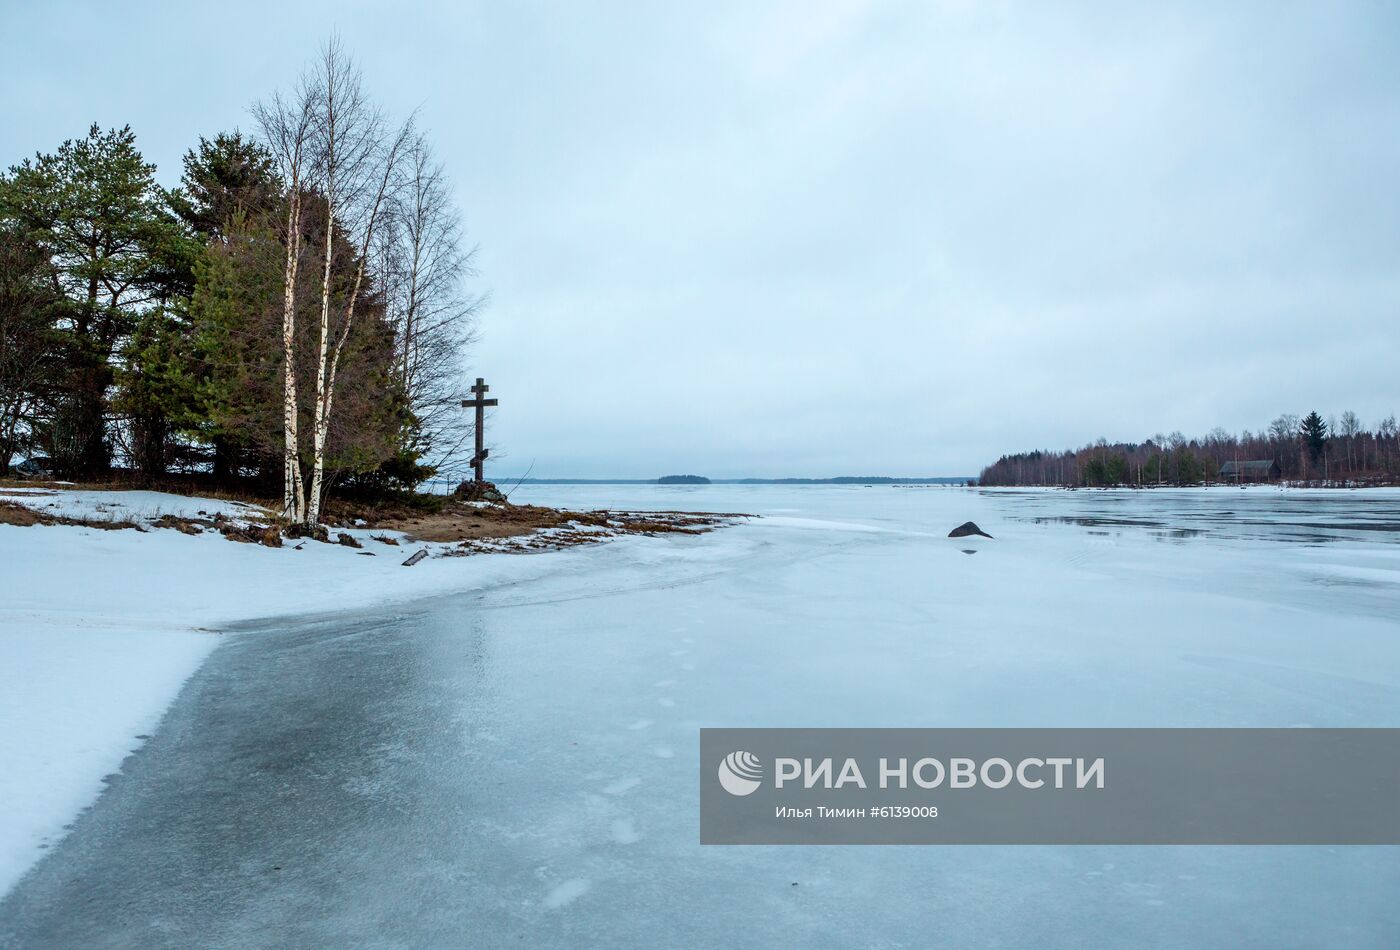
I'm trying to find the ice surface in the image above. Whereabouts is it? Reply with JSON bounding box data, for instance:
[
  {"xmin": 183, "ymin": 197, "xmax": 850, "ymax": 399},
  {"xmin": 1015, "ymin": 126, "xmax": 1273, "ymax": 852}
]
[
  {"xmin": 3, "ymin": 484, "xmax": 1399, "ymax": 947},
  {"xmin": 0, "ymin": 489, "xmax": 642, "ymax": 896}
]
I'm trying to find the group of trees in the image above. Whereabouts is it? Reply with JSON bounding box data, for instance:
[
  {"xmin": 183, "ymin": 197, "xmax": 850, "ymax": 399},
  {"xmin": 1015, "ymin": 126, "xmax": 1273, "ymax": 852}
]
[
  {"xmin": 0, "ymin": 40, "xmax": 480, "ymax": 524},
  {"xmin": 979, "ymin": 410, "xmax": 1400, "ymax": 487}
]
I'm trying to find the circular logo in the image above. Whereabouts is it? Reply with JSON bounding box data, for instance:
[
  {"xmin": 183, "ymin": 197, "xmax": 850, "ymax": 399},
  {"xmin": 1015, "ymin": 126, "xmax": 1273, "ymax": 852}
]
[{"xmin": 718, "ymin": 750, "xmax": 764, "ymax": 796}]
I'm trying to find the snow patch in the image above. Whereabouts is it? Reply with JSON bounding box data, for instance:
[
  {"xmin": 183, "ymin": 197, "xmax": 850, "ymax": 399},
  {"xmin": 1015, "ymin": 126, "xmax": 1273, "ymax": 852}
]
[{"xmin": 0, "ymin": 488, "xmax": 682, "ymax": 897}]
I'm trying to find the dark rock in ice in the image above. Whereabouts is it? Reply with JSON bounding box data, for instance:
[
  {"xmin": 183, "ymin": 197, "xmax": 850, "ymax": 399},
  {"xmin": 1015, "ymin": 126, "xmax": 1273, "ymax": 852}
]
[{"xmin": 948, "ymin": 521, "xmax": 993, "ymax": 539}]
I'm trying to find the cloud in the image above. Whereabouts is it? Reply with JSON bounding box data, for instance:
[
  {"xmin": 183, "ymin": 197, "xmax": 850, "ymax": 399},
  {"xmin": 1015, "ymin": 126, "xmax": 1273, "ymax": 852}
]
[{"xmin": 3, "ymin": 1, "xmax": 1396, "ymax": 476}]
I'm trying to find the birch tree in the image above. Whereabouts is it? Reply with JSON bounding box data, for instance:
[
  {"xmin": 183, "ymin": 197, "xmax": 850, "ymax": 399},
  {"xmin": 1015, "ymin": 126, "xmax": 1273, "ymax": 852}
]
[
  {"xmin": 377, "ymin": 134, "xmax": 482, "ymax": 478},
  {"xmin": 302, "ymin": 38, "xmax": 413, "ymax": 525},
  {"xmin": 253, "ymin": 76, "xmax": 317, "ymax": 521},
  {"xmin": 1339, "ymin": 410, "xmax": 1360, "ymax": 473}
]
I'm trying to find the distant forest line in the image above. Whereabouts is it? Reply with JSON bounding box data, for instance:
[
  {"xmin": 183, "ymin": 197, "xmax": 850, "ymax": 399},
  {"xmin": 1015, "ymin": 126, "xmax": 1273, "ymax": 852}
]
[{"xmin": 979, "ymin": 410, "xmax": 1400, "ymax": 488}]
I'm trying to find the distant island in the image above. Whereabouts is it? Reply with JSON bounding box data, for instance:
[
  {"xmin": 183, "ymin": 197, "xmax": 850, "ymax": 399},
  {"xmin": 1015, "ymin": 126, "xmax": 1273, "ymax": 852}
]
[{"xmin": 657, "ymin": 475, "xmax": 711, "ymax": 485}]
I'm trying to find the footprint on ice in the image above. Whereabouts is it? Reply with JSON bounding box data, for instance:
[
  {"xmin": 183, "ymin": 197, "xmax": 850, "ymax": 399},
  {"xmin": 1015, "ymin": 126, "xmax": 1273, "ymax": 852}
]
[
  {"xmin": 657, "ymin": 697, "xmax": 675, "ymax": 708},
  {"xmin": 604, "ymin": 777, "xmax": 640, "ymax": 795},
  {"xmin": 652, "ymin": 745, "xmax": 674, "ymax": 759},
  {"xmin": 544, "ymin": 879, "xmax": 590, "ymax": 909},
  {"xmin": 654, "ymin": 679, "xmax": 676, "ymax": 688},
  {"xmin": 669, "ymin": 649, "xmax": 689, "ymax": 657},
  {"xmin": 626, "ymin": 719, "xmax": 652, "ymax": 731},
  {"xmin": 610, "ymin": 818, "xmax": 641, "ymax": 844},
  {"xmin": 681, "ymin": 662, "xmax": 695, "ymax": 671}
]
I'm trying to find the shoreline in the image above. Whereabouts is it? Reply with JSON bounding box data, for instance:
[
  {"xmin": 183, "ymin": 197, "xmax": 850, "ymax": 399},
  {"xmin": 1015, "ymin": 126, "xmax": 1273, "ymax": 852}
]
[
  {"xmin": 0, "ymin": 484, "xmax": 743, "ymax": 898},
  {"xmin": 0, "ymin": 482, "xmax": 738, "ymax": 549}
]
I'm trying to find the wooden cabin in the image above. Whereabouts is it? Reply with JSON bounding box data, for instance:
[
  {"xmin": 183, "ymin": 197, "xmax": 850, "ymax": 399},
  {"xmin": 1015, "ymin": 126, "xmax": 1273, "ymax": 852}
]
[{"xmin": 1218, "ymin": 459, "xmax": 1281, "ymax": 483}]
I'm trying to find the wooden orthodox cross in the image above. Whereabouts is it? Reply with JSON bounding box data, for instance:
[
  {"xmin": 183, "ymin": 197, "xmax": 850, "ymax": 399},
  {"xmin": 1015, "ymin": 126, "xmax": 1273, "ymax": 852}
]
[{"xmin": 462, "ymin": 377, "xmax": 498, "ymax": 484}]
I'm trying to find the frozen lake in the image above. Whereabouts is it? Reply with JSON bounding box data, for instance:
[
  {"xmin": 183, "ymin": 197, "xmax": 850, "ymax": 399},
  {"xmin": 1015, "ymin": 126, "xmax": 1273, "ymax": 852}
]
[{"xmin": 4, "ymin": 485, "xmax": 1399, "ymax": 947}]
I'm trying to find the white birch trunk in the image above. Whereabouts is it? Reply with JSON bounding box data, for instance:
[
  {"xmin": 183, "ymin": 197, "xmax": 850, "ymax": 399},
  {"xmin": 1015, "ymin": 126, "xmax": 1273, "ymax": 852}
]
[
  {"xmin": 311, "ymin": 258, "xmax": 368, "ymax": 514},
  {"xmin": 298, "ymin": 39, "xmax": 411, "ymax": 526},
  {"xmin": 305, "ymin": 176, "xmax": 337, "ymax": 527},
  {"xmin": 280, "ymin": 189, "xmax": 304, "ymax": 522},
  {"xmin": 256, "ymin": 80, "xmax": 316, "ymax": 524},
  {"xmin": 305, "ymin": 121, "xmax": 407, "ymax": 526}
]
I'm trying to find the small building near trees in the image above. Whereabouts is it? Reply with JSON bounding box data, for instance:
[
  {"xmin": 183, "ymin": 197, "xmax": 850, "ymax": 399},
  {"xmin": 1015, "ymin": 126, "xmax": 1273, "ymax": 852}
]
[{"xmin": 1219, "ymin": 459, "xmax": 1281, "ymax": 483}]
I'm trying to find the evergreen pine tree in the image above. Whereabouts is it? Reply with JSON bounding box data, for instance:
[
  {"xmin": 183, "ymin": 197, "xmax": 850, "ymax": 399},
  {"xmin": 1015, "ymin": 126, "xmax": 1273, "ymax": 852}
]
[
  {"xmin": 1, "ymin": 125, "xmax": 184, "ymax": 476},
  {"xmin": 1300, "ymin": 411, "xmax": 1328, "ymax": 463}
]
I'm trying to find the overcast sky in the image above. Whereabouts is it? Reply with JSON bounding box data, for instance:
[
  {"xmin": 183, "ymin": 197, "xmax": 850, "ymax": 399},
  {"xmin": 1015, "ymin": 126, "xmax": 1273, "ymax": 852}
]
[{"xmin": 4, "ymin": 1, "xmax": 1397, "ymax": 477}]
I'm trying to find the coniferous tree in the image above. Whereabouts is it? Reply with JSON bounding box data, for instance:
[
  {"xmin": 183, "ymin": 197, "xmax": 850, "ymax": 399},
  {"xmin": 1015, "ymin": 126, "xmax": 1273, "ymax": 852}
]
[
  {"xmin": 188, "ymin": 208, "xmax": 291, "ymax": 488},
  {"xmin": 0, "ymin": 125, "xmax": 184, "ymax": 476},
  {"xmin": 1300, "ymin": 411, "xmax": 1328, "ymax": 464},
  {"xmin": 170, "ymin": 133, "xmax": 280, "ymax": 241},
  {"xmin": 0, "ymin": 225, "xmax": 62, "ymax": 473},
  {"xmin": 173, "ymin": 134, "xmax": 285, "ymax": 481}
]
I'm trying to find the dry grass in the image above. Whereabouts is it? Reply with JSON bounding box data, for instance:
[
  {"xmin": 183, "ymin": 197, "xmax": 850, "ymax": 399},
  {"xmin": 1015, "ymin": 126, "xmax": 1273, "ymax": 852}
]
[
  {"xmin": 0, "ymin": 479, "xmax": 744, "ymax": 553},
  {"xmin": 0, "ymin": 502, "xmax": 47, "ymax": 527},
  {"xmin": 374, "ymin": 499, "xmax": 731, "ymax": 543},
  {"xmin": 0, "ymin": 500, "xmax": 138, "ymax": 531}
]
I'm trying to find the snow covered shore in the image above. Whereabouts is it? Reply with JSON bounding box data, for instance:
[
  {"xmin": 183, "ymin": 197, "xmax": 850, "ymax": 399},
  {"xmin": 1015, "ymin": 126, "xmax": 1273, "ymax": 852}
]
[{"xmin": 0, "ymin": 487, "xmax": 666, "ymax": 896}]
